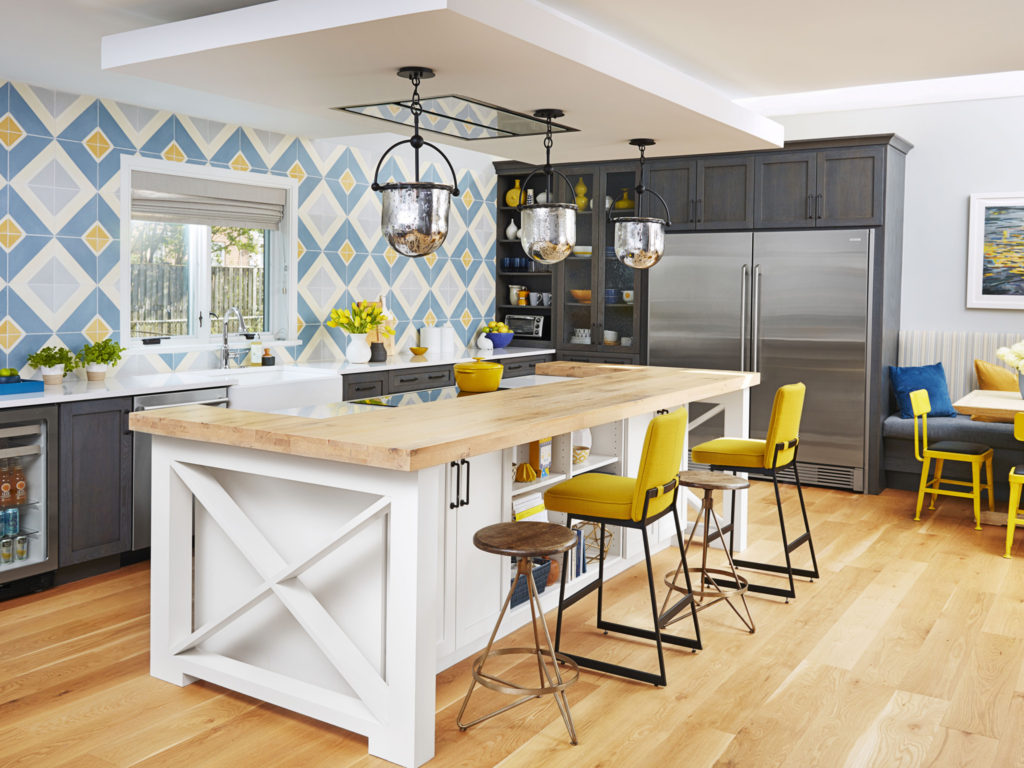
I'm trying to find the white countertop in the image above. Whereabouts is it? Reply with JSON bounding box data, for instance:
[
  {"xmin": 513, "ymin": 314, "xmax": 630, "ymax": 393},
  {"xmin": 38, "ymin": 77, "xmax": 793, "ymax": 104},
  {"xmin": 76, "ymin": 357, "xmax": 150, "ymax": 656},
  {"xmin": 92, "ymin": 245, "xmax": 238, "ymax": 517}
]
[{"xmin": 0, "ymin": 346, "xmax": 555, "ymax": 409}]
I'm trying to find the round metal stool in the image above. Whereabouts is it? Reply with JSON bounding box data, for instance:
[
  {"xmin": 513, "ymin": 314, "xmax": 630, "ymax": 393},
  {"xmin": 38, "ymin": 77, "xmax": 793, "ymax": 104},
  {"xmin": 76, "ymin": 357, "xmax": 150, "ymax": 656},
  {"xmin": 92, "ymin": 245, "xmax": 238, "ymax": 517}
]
[
  {"xmin": 660, "ymin": 470, "xmax": 755, "ymax": 634},
  {"xmin": 457, "ymin": 521, "xmax": 580, "ymax": 744}
]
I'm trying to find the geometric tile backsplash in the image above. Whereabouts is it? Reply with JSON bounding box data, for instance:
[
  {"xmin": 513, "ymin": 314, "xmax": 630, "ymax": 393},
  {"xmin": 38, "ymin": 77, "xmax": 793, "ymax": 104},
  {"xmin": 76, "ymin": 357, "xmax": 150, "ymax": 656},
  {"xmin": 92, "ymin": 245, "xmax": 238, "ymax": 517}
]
[{"xmin": 0, "ymin": 79, "xmax": 497, "ymax": 374}]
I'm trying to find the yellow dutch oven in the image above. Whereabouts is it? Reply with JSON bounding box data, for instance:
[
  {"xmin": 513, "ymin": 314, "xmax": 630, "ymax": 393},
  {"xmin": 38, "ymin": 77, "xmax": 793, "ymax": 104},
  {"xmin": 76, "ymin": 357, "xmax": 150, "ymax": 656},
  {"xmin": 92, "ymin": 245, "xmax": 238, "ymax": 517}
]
[{"xmin": 453, "ymin": 358, "xmax": 503, "ymax": 392}]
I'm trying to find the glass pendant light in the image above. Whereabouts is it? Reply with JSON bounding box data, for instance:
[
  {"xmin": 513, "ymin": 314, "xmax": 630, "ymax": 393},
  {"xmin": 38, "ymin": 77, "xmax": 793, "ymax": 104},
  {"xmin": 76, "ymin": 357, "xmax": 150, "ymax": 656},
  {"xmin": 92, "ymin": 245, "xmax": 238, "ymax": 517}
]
[
  {"xmin": 518, "ymin": 109, "xmax": 576, "ymax": 265},
  {"xmin": 371, "ymin": 67, "xmax": 459, "ymax": 257},
  {"xmin": 611, "ymin": 138, "xmax": 671, "ymax": 269}
]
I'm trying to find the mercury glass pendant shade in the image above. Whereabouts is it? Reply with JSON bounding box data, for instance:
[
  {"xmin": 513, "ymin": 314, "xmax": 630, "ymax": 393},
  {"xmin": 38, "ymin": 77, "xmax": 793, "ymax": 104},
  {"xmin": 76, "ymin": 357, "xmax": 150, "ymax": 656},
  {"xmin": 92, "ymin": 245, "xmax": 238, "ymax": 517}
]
[
  {"xmin": 379, "ymin": 182, "xmax": 452, "ymax": 257},
  {"xmin": 519, "ymin": 202, "xmax": 576, "ymax": 264},
  {"xmin": 613, "ymin": 216, "xmax": 666, "ymax": 269}
]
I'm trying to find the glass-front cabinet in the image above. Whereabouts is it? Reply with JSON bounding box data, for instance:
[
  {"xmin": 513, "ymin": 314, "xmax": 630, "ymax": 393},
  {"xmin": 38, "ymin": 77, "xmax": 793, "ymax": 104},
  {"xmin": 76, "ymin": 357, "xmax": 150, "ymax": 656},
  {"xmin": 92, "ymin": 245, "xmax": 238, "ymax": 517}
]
[{"xmin": 494, "ymin": 160, "xmax": 646, "ymax": 362}]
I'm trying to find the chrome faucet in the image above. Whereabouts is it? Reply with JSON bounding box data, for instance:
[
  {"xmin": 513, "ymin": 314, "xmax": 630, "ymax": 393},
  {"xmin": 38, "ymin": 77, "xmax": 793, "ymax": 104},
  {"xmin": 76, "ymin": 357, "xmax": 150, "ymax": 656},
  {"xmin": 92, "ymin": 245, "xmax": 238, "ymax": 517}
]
[{"xmin": 214, "ymin": 306, "xmax": 248, "ymax": 368}]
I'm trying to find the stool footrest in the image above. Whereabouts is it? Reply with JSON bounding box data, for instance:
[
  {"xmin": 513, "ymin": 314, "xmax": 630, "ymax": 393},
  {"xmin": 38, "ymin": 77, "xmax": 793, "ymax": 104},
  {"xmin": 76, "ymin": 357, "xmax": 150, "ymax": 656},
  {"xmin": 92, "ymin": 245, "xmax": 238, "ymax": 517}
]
[
  {"xmin": 786, "ymin": 532, "xmax": 810, "ymax": 554},
  {"xmin": 559, "ymin": 651, "xmax": 666, "ymax": 687},
  {"xmin": 596, "ymin": 618, "xmax": 701, "ymax": 650},
  {"xmin": 733, "ymin": 558, "xmax": 818, "ymax": 579},
  {"xmin": 472, "ymin": 647, "xmax": 580, "ymax": 697},
  {"xmin": 712, "ymin": 577, "xmax": 791, "ymax": 599}
]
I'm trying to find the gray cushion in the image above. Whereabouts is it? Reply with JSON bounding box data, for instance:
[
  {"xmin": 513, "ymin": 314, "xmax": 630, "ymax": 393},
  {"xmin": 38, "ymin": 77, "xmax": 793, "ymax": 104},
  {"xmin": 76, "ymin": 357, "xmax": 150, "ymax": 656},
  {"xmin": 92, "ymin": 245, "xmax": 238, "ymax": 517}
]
[
  {"xmin": 928, "ymin": 440, "xmax": 990, "ymax": 455},
  {"xmin": 883, "ymin": 414, "xmax": 1018, "ymax": 450}
]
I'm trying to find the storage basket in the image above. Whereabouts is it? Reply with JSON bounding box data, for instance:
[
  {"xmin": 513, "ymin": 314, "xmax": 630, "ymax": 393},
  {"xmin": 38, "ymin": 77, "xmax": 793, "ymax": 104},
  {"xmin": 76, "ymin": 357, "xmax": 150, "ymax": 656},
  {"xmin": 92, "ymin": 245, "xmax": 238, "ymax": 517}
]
[{"xmin": 510, "ymin": 558, "xmax": 551, "ymax": 608}]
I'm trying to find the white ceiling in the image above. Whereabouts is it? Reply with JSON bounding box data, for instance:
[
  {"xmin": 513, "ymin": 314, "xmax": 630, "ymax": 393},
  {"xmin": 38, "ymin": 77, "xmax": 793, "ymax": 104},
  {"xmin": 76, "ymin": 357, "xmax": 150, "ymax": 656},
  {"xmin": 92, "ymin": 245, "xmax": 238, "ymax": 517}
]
[{"xmin": 5, "ymin": 0, "xmax": 1024, "ymax": 163}]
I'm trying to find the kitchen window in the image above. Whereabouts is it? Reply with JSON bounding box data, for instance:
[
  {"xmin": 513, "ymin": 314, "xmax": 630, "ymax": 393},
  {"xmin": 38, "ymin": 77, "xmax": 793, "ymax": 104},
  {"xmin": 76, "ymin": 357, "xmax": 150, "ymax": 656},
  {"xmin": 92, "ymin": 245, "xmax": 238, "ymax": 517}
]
[{"xmin": 119, "ymin": 158, "xmax": 298, "ymax": 347}]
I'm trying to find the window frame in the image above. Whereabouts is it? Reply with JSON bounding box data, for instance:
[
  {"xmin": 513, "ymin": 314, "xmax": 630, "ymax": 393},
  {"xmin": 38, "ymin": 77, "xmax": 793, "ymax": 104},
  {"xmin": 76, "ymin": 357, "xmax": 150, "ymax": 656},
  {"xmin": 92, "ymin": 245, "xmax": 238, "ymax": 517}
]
[{"xmin": 118, "ymin": 155, "xmax": 298, "ymax": 350}]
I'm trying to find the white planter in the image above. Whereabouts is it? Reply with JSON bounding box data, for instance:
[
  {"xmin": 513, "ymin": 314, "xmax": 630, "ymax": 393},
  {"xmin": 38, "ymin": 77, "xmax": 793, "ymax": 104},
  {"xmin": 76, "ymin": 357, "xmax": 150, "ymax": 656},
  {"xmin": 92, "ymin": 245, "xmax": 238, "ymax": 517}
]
[
  {"xmin": 346, "ymin": 333, "xmax": 372, "ymax": 364},
  {"xmin": 40, "ymin": 365, "xmax": 63, "ymax": 386},
  {"xmin": 85, "ymin": 362, "xmax": 108, "ymax": 382}
]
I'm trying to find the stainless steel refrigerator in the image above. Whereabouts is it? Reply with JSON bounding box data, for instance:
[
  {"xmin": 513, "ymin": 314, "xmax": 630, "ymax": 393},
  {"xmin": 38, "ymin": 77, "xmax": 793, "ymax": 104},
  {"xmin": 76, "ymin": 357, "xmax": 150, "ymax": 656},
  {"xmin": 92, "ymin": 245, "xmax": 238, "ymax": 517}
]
[{"xmin": 649, "ymin": 230, "xmax": 873, "ymax": 492}]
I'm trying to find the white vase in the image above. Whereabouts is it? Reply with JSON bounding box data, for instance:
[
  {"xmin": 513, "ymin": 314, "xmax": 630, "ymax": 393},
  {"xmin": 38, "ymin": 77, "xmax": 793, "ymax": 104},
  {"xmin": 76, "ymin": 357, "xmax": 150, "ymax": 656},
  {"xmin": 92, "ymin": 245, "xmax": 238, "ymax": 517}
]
[
  {"xmin": 347, "ymin": 333, "xmax": 372, "ymax": 364},
  {"xmin": 85, "ymin": 362, "xmax": 107, "ymax": 382},
  {"xmin": 505, "ymin": 219, "xmax": 518, "ymax": 240},
  {"xmin": 40, "ymin": 364, "xmax": 63, "ymax": 386}
]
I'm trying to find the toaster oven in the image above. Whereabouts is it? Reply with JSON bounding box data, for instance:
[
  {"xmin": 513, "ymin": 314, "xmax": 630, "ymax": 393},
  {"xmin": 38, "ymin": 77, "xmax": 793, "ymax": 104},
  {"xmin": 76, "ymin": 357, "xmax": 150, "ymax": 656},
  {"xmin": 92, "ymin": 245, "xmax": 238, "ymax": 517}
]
[{"xmin": 504, "ymin": 314, "xmax": 545, "ymax": 337}]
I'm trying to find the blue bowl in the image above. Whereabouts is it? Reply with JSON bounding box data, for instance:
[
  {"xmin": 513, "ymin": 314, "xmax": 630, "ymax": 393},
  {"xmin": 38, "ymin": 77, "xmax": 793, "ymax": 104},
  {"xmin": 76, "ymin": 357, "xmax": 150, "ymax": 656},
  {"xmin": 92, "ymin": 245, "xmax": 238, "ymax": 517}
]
[{"xmin": 485, "ymin": 332, "xmax": 514, "ymax": 349}]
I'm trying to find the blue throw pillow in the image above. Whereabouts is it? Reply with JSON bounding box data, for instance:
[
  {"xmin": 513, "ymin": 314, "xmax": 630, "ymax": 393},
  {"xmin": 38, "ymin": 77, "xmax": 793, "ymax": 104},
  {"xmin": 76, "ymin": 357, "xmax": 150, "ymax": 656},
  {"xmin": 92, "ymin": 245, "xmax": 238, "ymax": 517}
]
[{"xmin": 889, "ymin": 362, "xmax": 957, "ymax": 418}]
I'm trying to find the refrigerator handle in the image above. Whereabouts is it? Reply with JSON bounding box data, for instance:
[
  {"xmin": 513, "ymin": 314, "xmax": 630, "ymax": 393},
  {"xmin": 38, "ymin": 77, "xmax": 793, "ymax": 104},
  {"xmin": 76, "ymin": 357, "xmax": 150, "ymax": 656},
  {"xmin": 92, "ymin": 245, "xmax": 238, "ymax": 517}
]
[
  {"xmin": 752, "ymin": 263, "xmax": 762, "ymax": 372},
  {"xmin": 740, "ymin": 263, "xmax": 750, "ymax": 370}
]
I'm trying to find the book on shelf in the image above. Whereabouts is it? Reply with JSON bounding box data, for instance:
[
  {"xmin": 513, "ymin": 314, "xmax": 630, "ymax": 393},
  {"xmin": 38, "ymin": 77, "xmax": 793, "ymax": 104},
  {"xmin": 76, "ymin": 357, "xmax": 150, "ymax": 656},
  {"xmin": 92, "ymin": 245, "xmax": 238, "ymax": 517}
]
[{"xmin": 513, "ymin": 492, "xmax": 547, "ymax": 521}]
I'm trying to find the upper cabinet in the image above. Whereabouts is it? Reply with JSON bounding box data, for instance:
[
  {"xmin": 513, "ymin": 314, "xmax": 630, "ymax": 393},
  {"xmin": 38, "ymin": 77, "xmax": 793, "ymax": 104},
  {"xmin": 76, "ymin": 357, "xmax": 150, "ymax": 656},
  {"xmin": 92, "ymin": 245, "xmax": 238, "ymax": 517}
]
[
  {"xmin": 755, "ymin": 146, "xmax": 884, "ymax": 229},
  {"xmin": 650, "ymin": 156, "xmax": 755, "ymax": 231}
]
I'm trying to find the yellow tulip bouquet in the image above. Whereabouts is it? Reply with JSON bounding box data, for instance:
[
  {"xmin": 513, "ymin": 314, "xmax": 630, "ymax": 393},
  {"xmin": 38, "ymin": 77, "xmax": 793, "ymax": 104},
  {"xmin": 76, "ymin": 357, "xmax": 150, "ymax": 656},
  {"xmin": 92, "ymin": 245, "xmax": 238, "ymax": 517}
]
[{"xmin": 327, "ymin": 301, "xmax": 395, "ymax": 335}]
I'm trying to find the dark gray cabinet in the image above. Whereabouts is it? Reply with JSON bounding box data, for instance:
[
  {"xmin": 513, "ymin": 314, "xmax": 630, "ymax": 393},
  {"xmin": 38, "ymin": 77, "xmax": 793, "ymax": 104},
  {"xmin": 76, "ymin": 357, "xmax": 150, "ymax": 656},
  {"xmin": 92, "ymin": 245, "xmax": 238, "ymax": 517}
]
[
  {"xmin": 652, "ymin": 156, "xmax": 755, "ymax": 230},
  {"xmin": 755, "ymin": 146, "xmax": 884, "ymax": 229},
  {"xmin": 342, "ymin": 371, "xmax": 386, "ymax": 400},
  {"xmin": 59, "ymin": 397, "xmax": 132, "ymax": 566},
  {"xmin": 501, "ymin": 354, "xmax": 552, "ymax": 377},
  {"xmin": 388, "ymin": 366, "xmax": 454, "ymax": 393}
]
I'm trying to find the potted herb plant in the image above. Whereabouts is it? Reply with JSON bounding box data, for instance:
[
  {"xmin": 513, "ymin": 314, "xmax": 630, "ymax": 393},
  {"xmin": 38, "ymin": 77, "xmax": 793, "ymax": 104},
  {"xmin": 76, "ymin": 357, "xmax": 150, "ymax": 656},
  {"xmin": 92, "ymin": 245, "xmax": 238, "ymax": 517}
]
[
  {"xmin": 76, "ymin": 338, "xmax": 126, "ymax": 382},
  {"xmin": 326, "ymin": 301, "xmax": 394, "ymax": 364},
  {"xmin": 26, "ymin": 346, "xmax": 78, "ymax": 385}
]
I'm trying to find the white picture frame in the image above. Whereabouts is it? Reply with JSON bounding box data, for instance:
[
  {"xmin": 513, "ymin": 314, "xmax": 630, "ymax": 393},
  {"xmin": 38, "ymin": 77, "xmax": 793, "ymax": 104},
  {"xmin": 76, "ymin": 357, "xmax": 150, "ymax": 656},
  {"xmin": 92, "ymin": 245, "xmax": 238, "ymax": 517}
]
[{"xmin": 967, "ymin": 192, "xmax": 1024, "ymax": 309}]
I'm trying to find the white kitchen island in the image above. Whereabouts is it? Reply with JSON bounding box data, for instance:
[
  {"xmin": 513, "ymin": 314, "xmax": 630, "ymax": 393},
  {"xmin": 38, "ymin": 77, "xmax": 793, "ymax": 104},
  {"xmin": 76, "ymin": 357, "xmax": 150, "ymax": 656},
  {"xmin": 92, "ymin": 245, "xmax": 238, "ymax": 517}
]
[{"xmin": 130, "ymin": 362, "xmax": 758, "ymax": 767}]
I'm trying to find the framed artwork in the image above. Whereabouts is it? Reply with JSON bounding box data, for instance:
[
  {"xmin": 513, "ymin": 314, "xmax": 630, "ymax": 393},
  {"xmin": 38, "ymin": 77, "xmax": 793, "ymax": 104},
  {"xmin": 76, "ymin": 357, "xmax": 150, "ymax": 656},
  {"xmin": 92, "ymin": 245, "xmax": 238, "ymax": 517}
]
[{"xmin": 967, "ymin": 193, "xmax": 1024, "ymax": 308}]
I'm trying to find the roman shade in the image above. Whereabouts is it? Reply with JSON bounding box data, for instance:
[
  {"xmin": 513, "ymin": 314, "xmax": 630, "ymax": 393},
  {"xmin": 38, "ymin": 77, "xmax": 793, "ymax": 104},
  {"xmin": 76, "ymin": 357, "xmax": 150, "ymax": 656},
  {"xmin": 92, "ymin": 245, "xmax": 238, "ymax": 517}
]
[{"xmin": 130, "ymin": 171, "xmax": 287, "ymax": 230}]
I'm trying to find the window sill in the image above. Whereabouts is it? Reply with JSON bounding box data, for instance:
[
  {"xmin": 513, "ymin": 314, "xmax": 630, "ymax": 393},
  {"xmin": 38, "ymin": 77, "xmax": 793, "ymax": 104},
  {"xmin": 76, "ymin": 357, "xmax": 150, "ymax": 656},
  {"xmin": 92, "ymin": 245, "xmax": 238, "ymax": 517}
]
[{"xmin": 125, "ymin": 338, "xmax": 303, "ymax": 355}]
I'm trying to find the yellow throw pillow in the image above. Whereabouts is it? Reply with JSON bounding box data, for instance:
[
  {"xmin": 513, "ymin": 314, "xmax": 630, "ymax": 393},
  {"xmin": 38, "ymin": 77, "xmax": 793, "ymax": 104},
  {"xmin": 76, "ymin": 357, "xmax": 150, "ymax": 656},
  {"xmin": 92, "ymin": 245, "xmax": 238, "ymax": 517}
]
[{"xmin": 972, "ymin": 359, "xmax": 1017, "ymax": 422}]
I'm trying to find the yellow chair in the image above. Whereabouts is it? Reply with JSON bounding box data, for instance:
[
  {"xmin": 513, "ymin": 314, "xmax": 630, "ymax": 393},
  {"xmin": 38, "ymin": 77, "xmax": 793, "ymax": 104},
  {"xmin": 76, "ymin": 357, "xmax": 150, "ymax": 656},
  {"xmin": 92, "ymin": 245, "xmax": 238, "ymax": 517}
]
[
  {"xmin": 545, "ymin": 408, "xmax": 700, "ymax": 687},
  {"xmin": 1006, "ymin": 413, "xmax": 1024, "ymax": 558},
  {"xmin": 689, "ymin": 382, "xmax": 818, "ymax": 601},
  {"xmin": 910, "ymin": 388, "xmax": 993, "ymax": 529}
]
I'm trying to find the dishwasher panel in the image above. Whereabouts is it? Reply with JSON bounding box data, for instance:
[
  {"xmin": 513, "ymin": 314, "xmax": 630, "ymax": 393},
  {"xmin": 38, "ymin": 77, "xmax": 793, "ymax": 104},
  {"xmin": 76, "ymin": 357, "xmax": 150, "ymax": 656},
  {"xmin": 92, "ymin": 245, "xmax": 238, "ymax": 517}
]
[{"xmin": 132, "ymin": 388, "xmax": 228, "ymax": 549}]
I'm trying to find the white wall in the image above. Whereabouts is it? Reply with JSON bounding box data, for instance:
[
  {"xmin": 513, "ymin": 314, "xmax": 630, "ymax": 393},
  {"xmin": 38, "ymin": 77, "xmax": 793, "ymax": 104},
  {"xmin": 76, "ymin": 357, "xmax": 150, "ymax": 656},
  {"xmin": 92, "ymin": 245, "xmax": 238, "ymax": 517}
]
[{"xmin": 779, "ymin": 96, "xmax": 1024, "ymax": 333}]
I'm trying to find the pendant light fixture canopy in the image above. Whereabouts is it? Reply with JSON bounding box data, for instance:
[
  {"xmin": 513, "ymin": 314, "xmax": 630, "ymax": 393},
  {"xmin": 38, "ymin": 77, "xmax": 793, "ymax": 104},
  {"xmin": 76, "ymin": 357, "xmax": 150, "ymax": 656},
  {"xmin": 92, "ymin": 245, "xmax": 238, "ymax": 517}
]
[
  {"xmin": 371, "ymin": 67, "xmax": 459, "ymax": 258},
  {"xmin": 611, "ymin": 138, "xmax": 671, "ymax": 269},
  {"xmin": 518, "ymin": 109, "xmax": 576, "ymax": 265}
]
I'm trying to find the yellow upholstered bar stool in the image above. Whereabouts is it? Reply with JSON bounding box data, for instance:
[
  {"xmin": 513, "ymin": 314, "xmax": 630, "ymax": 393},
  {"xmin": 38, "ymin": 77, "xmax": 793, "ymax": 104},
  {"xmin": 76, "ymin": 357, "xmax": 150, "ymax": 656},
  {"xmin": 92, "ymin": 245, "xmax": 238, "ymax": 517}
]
[
  {"xmin": 689, "ymin": 382, "xmax": 819, "ymax": 602},
  {"xmin": 910, "ymin": 388, "xmax": 993, "ymax": 530},
  {"xmin": 544, "ymin": 408, "xmax": 701, "ymax": 687},
  {"xmin": 456, "ymin": 521, "xmax": 580, "ymax": 743},
  {"xmin": 1006, "ymin": 413, "xmax": 1024, "ymax": 557}
]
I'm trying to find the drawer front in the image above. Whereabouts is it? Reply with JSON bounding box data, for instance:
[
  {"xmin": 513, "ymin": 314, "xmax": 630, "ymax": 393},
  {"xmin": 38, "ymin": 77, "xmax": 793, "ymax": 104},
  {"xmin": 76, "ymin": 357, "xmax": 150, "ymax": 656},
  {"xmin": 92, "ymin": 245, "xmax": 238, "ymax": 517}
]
[
  {"xmin": 389, "ymin": 366, "xmax": 453, "ymax": 393},
  {"xmin": 343, "ymin": 376, "xmax": 385, "ymax": 400},
  {"xmin": 501, "ymin": 354, "xmax": 554, "ymax": 378}
]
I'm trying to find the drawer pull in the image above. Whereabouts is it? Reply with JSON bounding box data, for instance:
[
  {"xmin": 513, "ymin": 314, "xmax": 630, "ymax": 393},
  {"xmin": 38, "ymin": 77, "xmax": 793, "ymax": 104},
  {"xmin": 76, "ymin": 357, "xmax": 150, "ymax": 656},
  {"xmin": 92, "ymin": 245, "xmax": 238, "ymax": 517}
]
[
  {"xmin": 427, "ymin": 373, "xmax": 446, "ymax": 380},
  {"xmin": 353, "ymin": 384, "xmax": 376, "ymax": 392},
  {"xmin": 398, "ymin": 376, "xmax": 418, "ymax": 383}
]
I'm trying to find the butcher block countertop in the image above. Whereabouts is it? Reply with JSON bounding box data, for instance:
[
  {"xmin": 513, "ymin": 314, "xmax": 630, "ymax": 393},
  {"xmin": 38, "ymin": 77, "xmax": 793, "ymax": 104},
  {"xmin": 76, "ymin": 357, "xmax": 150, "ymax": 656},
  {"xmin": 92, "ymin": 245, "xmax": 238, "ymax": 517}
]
[{"xmin": 129, "ymin": 363, "xmax": 759, "ymax": 471}]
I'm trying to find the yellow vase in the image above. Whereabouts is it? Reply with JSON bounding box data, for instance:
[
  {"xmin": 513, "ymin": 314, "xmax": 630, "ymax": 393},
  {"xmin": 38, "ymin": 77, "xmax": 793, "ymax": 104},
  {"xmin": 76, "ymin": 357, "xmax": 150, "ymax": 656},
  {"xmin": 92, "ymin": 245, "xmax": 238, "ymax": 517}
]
[
  {"xmin": 505, "ymin": 179, "xmax": 523, "ymax": 207},
  {"xmin": 614, "ymin": 187, "xmax": 635, "ymax": 209},
  {"xmin": 574, "ymin": 177, "xmax": 588, "ymax": 209}
]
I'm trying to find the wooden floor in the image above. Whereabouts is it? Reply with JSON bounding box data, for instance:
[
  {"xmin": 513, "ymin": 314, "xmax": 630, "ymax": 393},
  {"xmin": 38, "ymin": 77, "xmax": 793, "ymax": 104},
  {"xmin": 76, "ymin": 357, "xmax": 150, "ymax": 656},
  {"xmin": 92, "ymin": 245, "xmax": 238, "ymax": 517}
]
[{"xmin": 3, "ymin": 483, "xmax": 1024, "ymax": 767}]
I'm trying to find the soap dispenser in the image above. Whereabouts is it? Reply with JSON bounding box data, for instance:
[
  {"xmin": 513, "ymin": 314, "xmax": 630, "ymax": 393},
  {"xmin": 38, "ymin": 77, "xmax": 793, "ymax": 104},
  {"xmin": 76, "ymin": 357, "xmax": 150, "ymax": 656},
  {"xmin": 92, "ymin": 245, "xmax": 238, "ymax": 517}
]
[{"xmin": 249, "ymin": 334, "xmax": 262, "ymax": 366}]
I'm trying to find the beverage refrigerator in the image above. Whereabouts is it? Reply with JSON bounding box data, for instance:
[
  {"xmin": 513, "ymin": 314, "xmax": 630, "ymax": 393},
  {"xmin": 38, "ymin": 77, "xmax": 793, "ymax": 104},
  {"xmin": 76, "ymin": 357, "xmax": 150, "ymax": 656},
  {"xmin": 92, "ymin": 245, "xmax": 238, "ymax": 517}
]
[{"xmin": 0, "ymin": 405, "xmax": 58, "ymax": 590}]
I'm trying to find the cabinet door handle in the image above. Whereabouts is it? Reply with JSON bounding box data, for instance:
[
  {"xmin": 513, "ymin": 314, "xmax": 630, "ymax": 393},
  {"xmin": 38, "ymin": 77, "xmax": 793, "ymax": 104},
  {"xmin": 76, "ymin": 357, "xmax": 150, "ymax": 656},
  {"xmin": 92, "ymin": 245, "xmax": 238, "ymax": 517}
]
[
  {"xmin": 752, "ymin": 264, "xmax": 763, "ymax": 372},
  {"xmin": 459, "ymin": 458, "xmax": 471, "ymax": 507},
  {"xmin": 687, "ymin": 199, "xmax": 694, "ymax": 223},
  {"xmin": 398, "ymin": 376, "xmax": 418, "ymax": 383},
  {"xmin": 696, "ymin": 199, "xmax": 703, "ymax": 223},
  {"xmin": 353, "ymin": 384, "xmax": 376, "ymax": 392},
  {"xmin": 806, "ymin": 194, "xmax": 813, "ymax": 219},
  {"xmin": 507, "ymin": 363, "xmax": 523, "ymax": 372},
  {"xmin": 816, "ymin": 193, "xmax": 823, "ymax": 219},
  {"xmin": 427, "ymin": 373, "xmax": 447, "ymax": 380},
  {"xmin": 449, "ymin": 461, "xmax": 461, "ymax": 509}
]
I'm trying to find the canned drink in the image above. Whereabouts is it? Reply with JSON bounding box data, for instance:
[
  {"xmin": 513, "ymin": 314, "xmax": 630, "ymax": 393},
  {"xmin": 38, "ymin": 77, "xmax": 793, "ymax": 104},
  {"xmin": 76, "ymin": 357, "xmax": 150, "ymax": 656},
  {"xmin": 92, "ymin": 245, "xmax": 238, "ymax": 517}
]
[
  {"xmin": 14, "ymin": 535, "xmax": 27, "ymax": 560},
  {"xmin": 0, "ymin": 537, "xmax": 12, "ymax": 564},
  {"xmin": 4, "ymin": 506, "xmax": 18, "ymax": 537}
]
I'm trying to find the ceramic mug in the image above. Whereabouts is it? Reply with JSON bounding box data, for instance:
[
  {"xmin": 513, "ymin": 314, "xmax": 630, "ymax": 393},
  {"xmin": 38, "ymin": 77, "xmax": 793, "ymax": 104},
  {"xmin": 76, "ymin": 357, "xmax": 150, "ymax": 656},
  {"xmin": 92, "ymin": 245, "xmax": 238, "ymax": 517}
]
[
  {"xmin": 529, "ymin": 292, "xmax": 542, "ymax": 306},
  {"xmin": 604, "ymin": 330, "xmax": 619, "ymax": 343},
  {"xmin": 622, "ymin": 290, "xmax": 634, "ymax": 304},
  {"xmin": 621, "ymin": 336, "xmax": 633, "ymax": 347},
  {"xmin": 541, "ymin": 292, "xmax": 552, "ymax": 306}
]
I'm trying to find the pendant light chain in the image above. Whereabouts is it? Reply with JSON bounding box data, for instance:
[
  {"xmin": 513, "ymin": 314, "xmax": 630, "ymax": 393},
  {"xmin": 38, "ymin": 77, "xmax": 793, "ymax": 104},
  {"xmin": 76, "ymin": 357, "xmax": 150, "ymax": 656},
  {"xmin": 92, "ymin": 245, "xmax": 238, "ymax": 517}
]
[
  {"xmin": 543, "ymin": 115, "xmax": 554, "ymax": 198},
  {"xmin": 409, "ymin": 71, "xmax": 424, "ymax": 182}
]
